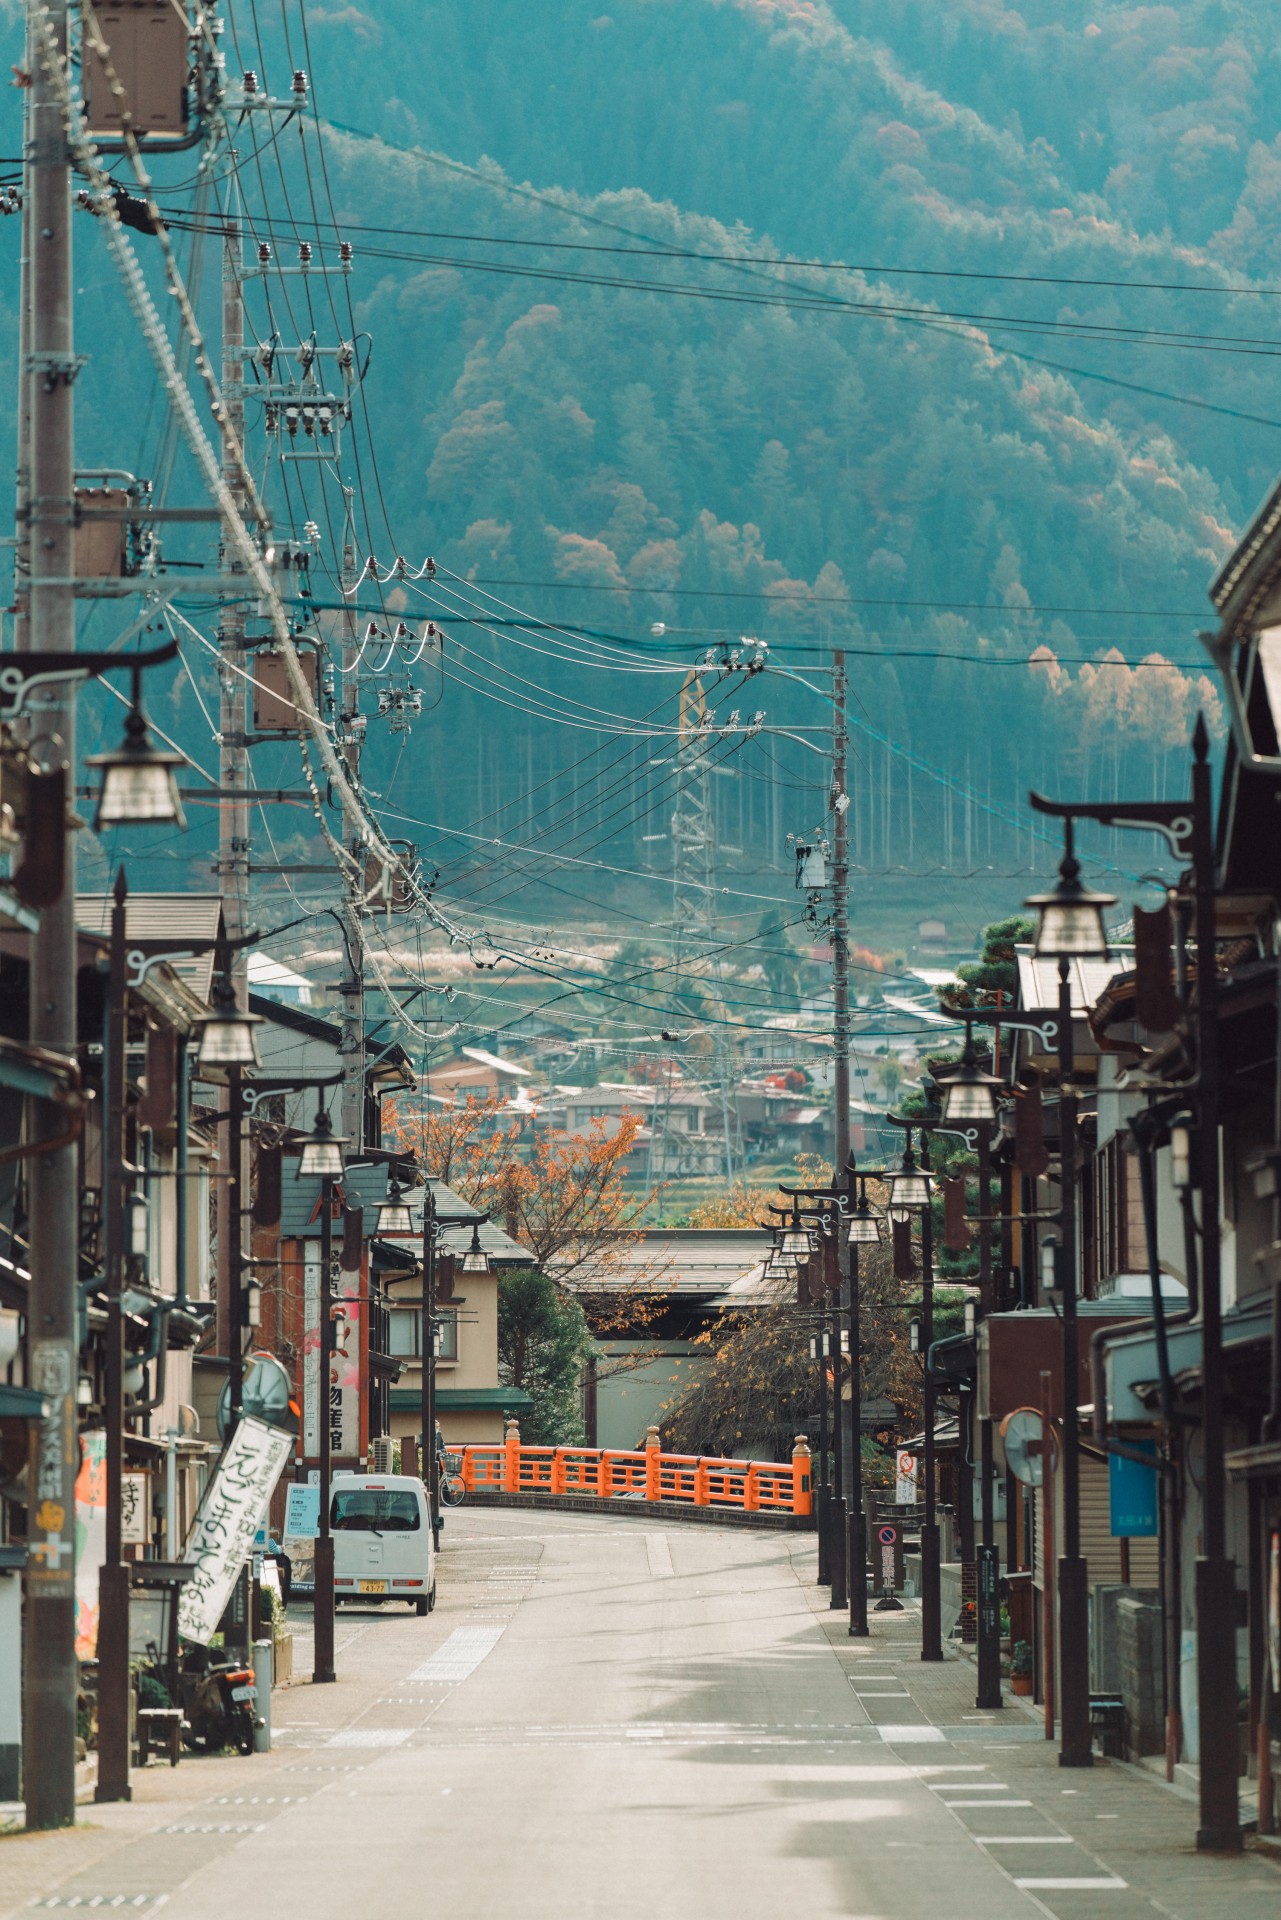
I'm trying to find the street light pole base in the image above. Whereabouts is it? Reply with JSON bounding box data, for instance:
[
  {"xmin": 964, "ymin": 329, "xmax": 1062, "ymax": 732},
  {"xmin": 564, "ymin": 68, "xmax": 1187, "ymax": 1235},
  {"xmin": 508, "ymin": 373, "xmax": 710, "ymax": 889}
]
[{"xmin": 1195, "ymin": 1826, "xmax": 1245, "ymax": 1854}]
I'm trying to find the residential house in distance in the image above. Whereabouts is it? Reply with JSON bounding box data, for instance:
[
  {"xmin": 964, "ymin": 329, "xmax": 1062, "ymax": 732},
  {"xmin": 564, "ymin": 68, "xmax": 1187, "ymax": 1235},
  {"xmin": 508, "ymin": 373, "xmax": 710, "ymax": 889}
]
[
  {"xmin": 561, "ymin": 1228, "xmax": 773, "ymax": 1448},
  {"xmin": 425, "ymin": 1045, "xmax": 532, "ymax": 1105}
]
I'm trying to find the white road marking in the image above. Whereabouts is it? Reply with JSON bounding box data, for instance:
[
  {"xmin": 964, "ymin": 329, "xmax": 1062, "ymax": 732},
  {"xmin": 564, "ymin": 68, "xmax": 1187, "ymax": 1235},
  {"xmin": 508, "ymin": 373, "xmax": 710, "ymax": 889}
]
[
  {"xmin": 407, "ymin": 1624, "xmax": 506, "ymax": 1685},
  {"xmin": 943, "ymin": 1799, "xmax": 1034, "ymax": 1809},
  {"xmin": 325, "ymin": 1728, "xmax": 412, "ymax": 1748},
  {"xmin": 1013, "ymin": 1878, "xmax": 1127, "ymax": 1891},
  {"xmin": 975, "ymin": 1836, "xmax": 1074, "ymax": 1846},
  {"xmin": 646, "ymin": 1533, "xmax": 675, "ymax": 1578},
  {"xmin": 877, "ymin": 1725, "xmax": 945, "ymax": 1743}
]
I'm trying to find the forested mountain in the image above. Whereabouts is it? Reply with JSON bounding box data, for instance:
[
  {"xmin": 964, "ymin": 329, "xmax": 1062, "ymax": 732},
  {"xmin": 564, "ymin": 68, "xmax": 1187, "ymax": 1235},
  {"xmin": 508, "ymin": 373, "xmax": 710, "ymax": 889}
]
[{"xmin": 6, "ymin": 1, "xmax": 1277, "ymax": 932}]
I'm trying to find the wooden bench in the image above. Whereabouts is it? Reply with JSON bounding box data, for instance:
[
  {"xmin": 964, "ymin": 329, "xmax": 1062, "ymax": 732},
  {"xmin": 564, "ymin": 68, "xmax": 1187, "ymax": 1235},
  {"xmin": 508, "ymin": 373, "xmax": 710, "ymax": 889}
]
[{"xmin": 136, "ymin": 1706, "xmax": 184, "ymax": 1766}]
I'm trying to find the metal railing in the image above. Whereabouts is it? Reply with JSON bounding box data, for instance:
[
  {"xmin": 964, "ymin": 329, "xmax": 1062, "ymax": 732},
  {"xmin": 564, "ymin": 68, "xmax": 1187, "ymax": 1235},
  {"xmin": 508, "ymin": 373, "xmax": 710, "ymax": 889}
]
[{"xmin": 455, "ymin": 1424, "xmax": 813, "ymax": 1517}]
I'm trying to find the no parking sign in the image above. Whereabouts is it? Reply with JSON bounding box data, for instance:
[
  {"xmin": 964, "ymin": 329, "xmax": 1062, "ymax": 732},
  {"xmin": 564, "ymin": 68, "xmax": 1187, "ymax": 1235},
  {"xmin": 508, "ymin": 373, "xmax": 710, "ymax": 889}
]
[{"xmin": 895, "ymin": 1450, "xmax": 917, "ymax": 1504}]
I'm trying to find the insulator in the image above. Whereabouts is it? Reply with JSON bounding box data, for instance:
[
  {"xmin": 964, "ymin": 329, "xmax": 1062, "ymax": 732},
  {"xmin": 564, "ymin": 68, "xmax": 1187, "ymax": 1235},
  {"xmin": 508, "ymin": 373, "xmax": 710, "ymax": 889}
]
[
  {"xmin": 317, "ymin": 407, "xmax": 333, "ymax": 434},
  {"xmin": 257, "ymin": 240, "xmax": 270, "ymax": 265},
  {"xmin": 242, "ymin": 69, "xmax": 259, "ymax": 94},
  {"xmin": 292, "ymin": 69, "xmax": 308, "ymax": 98},
  {"xmin": 409, "ymin": 691, "xmax": 422, "ymax": 716},
  {"xmin": 298, "ymin": 242, "xmax": 312, "ymax": 265},
  {"xmin": 377, "ymin": 691, "xmax": 391, "ymax": 716},
  {"xmin": 303, "ymin": 521, "xmax": 321, "ymax": 545},
  {"xmin": 393, "ymin": 621, "xmax": 409, "ymax": 642},
  {"xmin": 284, "ymin": 405, "xmax": 299, "ymax": 434},
  {"xmin": 338, "ymin": 241, "xmax": 353, "ymax": 265},
  {"xmin": 263, "ymin": 405, "xmax": 278, "ymax": 433}
]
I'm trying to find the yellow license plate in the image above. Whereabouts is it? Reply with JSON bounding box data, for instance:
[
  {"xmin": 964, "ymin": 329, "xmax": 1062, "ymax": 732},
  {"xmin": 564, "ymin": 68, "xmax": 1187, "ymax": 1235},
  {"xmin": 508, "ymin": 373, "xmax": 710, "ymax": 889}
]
[{"xmin": 359, "ymin": 1579, "xmax": 387, "ymax": 1595}]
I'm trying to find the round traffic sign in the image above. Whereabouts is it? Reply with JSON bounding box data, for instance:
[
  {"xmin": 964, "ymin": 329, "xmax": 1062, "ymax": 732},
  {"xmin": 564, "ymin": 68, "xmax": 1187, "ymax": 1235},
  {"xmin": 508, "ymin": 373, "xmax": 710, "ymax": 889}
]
[{"xmin": 877, "ymin": 1523, "xmax": 898, "ymax": 1546}]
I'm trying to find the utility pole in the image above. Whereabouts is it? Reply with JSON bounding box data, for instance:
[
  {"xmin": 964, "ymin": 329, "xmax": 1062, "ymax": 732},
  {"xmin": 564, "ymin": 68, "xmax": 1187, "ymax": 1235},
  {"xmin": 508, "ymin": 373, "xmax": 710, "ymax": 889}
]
[
  {"xmin": 1191, "ymin": 717, "xmax": 1240, "ymax": 1849},
  {"xmin": 338, "ymin": 497, "xmax": 365, "ymax": 1156},
  {"xmin": 830, "ymin": 650, "xmax": 851, "ymax": 1614},
  {"xmin": 832, "ymin": 651, "xmax": 851, "ymax": 1171},
  {"xmin": 21, "ymin": 0, "xmax": 80, "ymax": 1832},
  {"xmin": 216, "ymin": 209, "xmax": 250, "ymax": 1374},
  {"xmin": 1056, "ymin": 948, "xmax": 1092, "ymax": 1766}
]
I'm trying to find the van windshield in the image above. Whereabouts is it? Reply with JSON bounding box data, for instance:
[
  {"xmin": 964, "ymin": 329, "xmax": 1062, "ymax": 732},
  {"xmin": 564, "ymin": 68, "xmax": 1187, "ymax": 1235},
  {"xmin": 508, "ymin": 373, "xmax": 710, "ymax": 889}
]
[{"xmin": 330, "ymin": 1489, "xmax": 421, "ymax": 1533}]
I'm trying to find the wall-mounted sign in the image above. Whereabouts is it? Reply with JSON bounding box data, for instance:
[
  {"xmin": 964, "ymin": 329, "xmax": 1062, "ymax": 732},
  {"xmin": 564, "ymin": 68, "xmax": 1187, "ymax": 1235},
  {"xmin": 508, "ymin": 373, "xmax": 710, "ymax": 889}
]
[{"xmin": 120, "ymin": 1470, "xmax": 150, "ymax": 1545}]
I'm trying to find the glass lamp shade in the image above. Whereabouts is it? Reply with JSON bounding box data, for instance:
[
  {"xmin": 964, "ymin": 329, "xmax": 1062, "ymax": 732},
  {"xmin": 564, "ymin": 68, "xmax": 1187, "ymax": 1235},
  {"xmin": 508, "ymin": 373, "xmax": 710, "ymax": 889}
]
[
  {"xmin": 1025, "ymin": 866, "xmax": 1116, "ymax": 958},
  {"xmin": 299, "ymin": 1138, "xmax": 344, "ymax": 1178},
  {"xmin": 847, "ymin": 1206, "xmax": 881, "ymax": 1246},
  {"xmin": 298, "ymin": 1108, "xmax": 346, "ymax": 1179},
  {"xmin": 459, "ymin": 1226, "xmax": 491, "ymax": 1274},
  {"xmin": 886, "ymin": 1169, "xmax": 932, "ymax": 1210},
  {"xmin": 766, "ymin": 1247, "xmax": 796, "ymax": 1277},
  {"xmin": 941, "ymin": 1069, "xmax": 1002, "ymax": 1125},
  {"xmin": 376, "ymin": 1197, "xmax": 415, "ymax": 1235},
  {"xmin": 87, "ymin": 705, "xmax": 186, "ymax": 829},
  {"xmin": 779, "ymin": 1225, "xmax": 810, "ymax": 1256},
  {"xmin": 888, "ymin": 1205, "xmax": 912, "ymax": 1227},
  {"xmin": 194, "ymin": 994, "xmax": 263, "ymax": 1072}
]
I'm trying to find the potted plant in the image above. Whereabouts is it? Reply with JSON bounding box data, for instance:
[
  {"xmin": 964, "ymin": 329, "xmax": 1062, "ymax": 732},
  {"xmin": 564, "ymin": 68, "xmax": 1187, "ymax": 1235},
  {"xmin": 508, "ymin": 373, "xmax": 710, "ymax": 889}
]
[{"xmin": 1011, "ymin": 1641, "xmax": 1034, "ymax": 1696}]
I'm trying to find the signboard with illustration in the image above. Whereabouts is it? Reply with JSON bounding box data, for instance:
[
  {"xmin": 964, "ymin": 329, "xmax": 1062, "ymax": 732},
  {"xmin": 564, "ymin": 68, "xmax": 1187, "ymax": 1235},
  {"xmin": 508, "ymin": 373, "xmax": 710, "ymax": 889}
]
[
  {"xmin": 74, "ymin": 1430, "xmax": 106, "ymax": 1659},
  {"xmin": 178, "ymin": 1416, "xmax": 293, "ymax": 1644}
]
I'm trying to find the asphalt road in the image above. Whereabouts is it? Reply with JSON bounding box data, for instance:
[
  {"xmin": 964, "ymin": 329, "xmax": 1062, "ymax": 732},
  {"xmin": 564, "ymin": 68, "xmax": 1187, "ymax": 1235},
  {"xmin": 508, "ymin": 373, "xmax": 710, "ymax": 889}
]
[{"xmin": 3, "ymin": 1509, "xmax": 1280, "ymax": 1920}]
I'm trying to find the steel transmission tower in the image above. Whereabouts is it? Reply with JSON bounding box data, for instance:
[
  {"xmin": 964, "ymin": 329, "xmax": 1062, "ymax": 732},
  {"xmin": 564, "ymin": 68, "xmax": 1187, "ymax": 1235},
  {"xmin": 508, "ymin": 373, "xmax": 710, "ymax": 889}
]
[{"xmin": 645, "ymin": 671, "xmax": 743, "ymax": 1189}]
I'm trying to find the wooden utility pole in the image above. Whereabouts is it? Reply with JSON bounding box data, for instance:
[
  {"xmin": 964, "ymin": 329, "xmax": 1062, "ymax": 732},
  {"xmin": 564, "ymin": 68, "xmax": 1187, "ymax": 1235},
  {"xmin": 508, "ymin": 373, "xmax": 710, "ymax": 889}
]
[
  {"xmin": 216, "ymin": 210, "xmax": 250, "ymax": 1376},
  {"xmin": 21, "ymin": 0, "xmax": 80, "ymax": 1831},
  {"xmin": 338, "ymin": 497, "xmax": 365, "ymax": 1156}
]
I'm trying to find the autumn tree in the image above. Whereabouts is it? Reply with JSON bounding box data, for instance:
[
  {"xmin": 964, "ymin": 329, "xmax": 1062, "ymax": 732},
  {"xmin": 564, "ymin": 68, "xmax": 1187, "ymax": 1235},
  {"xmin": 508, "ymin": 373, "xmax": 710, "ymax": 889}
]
[{"xmin": 662, "ymin": 1183, "xmax": 922, "ymax": 1462}]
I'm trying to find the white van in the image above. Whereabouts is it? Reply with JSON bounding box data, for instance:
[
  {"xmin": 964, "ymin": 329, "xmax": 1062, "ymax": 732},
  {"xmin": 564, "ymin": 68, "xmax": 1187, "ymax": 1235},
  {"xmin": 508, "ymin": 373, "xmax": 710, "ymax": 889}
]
[{"xmin": 330, "ymin": 1472, "xmax": 437, "ymax": 1615}]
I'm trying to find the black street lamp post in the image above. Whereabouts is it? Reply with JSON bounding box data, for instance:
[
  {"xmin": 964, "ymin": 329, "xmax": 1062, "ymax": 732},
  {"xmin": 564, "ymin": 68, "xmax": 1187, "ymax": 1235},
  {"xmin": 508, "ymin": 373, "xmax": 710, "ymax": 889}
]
[
  {"xmin": 1026, "ymin": 723, "xmax": 1240, "ymax": 1836},
  {"xmin": 296, "ymin": 1107, "xmax": 345, "ymax": 1687}
]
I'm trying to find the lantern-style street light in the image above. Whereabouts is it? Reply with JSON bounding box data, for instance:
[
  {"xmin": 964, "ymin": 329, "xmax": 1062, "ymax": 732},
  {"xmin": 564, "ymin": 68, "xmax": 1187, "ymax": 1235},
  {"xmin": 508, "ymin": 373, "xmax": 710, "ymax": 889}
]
[{"xmin": 86, "ymin": 666, "xmax": 186, "ymax": 829}]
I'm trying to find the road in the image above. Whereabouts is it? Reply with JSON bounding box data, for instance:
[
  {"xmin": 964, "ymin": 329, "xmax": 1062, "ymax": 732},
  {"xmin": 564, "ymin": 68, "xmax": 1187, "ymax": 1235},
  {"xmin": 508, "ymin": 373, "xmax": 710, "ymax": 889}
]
[{"xmin": 3, "ymin": 1509, "xmax": 1279, "ymax": 1919}]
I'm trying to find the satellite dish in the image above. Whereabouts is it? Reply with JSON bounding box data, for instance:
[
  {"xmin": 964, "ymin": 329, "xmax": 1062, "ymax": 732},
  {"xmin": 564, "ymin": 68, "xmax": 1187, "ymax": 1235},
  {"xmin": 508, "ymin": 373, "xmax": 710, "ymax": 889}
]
[{"xmin": 1001, "ymin": 1406, "xmax": 1054, "ymax": 1487}]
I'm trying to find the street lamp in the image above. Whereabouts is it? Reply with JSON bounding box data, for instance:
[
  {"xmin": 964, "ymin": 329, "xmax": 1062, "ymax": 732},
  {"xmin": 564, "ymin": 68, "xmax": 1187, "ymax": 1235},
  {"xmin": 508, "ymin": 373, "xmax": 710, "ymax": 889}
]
[
  {"xmin": 193, "ymin": 976, "xmax": 263, "ymax": 1073},
  {"xmin": 376, "ymin": 1177, "xmax": 414, "ymax": 1236},
  {"xmin": 85, "ymin": 667, "xmax": 186, "ymax": 829},
  {"xmin": 459, "ymin": 1222, "xmax": 491, "ymax": 1275},
  {"xmin": 940, "ymin": 1029, "xmax": 1004, "ymax": 1127},
  {"xmin": 846, "ymin": 1188, "xmax": 881, "ymax": 1245},
  {"xmin": 298, "ymin": 1104, "xmax": 345, "ymax": 1178},
  {"xmin": 1024, "ymin": 822, "xmax": 1116, "ymax": 958},
  {"xmin": 297, "ymin": 1105, "xmax": 346, "ymax": 1686},
  {"xmin": 1024, "ymin": 835, "xmax": 1094, "ymax": 1768},
  {"xmin": 886, "ymin": 1137, "xmax": 933, "ymax": 1211}
]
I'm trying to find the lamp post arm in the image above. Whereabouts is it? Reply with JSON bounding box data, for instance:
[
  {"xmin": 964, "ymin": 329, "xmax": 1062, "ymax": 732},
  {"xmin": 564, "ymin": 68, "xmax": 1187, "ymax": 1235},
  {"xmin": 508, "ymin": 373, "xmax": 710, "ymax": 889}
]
[{"xmin": 1028, "ymin": 790, "xmax": 1196, "ymax": 862}]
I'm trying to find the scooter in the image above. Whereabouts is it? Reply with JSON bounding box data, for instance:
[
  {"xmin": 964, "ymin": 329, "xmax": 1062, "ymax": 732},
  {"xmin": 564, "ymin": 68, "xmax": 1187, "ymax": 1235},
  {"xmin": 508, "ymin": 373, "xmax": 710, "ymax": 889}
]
[{"xmin": 179, "ymin": 1650, "xmax": 258, "ymax": 1755}]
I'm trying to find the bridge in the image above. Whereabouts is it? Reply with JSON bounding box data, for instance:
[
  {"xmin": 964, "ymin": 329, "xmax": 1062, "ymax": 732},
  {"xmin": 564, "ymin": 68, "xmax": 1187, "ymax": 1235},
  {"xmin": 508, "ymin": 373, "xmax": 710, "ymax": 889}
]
[{"xmin": 456, "ymin": 1423, "xmax": 813, "ymax": 1525}]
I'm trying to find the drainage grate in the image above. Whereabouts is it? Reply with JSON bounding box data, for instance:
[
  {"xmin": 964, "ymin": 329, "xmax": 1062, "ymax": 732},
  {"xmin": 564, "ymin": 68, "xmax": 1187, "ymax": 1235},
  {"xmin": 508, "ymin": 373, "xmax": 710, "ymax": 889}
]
[
  {"xmin": 31, "ymin": 1899, "xmax": 168, "ymax": 1910},
  {"xmin": 157, "ymin": 1824, "xmax": 265, "ymax": 1835}
]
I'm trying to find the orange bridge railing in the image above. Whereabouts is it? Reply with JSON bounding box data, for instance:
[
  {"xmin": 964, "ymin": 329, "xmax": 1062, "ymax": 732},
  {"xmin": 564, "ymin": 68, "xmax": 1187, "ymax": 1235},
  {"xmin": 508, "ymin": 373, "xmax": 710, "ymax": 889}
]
[{"xmin": 457, "ymin": 1423, "xmax": 812, "ymax": 1518}]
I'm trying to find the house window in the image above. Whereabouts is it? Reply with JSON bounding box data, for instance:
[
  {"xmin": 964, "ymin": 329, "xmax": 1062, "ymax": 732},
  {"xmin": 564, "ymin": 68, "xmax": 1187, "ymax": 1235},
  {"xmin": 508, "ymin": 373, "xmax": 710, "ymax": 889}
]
[{"xmin": 387, "ymin": 1306, "xmax": 459, "ymax": 1361}]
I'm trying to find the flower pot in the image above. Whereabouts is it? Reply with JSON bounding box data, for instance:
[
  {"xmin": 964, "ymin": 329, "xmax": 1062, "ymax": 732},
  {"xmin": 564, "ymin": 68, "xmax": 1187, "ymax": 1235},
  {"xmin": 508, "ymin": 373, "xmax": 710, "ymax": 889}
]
[{"xmin": 1012, "ymin": 1672, "xmax": 1033, "ymax": 1697}]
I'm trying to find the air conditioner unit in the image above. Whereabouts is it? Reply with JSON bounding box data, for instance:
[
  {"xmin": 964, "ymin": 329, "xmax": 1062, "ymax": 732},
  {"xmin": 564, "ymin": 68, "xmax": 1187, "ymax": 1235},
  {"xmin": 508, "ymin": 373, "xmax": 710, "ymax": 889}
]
[{"xmin": 370, "ymin": 1436, "xmax": 394, "ymax": 1474}]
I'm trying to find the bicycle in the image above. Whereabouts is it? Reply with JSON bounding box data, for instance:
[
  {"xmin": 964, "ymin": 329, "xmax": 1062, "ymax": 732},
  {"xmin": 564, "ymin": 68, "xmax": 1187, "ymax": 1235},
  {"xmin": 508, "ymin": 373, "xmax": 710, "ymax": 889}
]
[{"xmin": 438, "ymin": 1448, "xmax": 466, "ymax": 1508}]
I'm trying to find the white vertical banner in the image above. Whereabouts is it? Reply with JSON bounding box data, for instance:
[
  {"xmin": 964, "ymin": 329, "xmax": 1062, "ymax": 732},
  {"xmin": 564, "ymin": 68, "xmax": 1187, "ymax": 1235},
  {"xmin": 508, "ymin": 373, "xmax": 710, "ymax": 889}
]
[
  {"xmin": 895, "ymin": 1450, "xmax": 918, "ymax": 1505},
  {"xmin": 303, "ymin": 1243, "xmax": 320, "ymax": 1458},
  {"xmin": 179, "ymin": 1416, "xmax": 294, "ymax": 1644}
]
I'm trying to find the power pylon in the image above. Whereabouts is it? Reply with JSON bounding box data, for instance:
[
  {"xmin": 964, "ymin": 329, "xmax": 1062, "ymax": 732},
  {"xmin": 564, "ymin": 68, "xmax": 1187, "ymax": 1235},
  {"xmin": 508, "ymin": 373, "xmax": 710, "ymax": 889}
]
[{"xmin": 645, "ymin": 671, "xmax": 743, "ymax": 1189}]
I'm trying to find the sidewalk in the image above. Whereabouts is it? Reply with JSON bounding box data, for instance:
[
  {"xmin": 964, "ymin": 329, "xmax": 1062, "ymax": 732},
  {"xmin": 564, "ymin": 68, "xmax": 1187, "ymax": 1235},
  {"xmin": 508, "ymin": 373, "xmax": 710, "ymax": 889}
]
[{"xmin": 791, "ymin": 1541, "xmax": 1281, "ymax": 1918}]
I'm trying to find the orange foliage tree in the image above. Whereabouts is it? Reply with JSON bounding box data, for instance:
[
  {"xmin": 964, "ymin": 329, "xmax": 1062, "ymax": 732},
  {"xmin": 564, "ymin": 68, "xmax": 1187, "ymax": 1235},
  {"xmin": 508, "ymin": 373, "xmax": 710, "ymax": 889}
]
[{"xmin": 381, "ymin": 1093, "xmax": 648, "ymax": 1287}]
